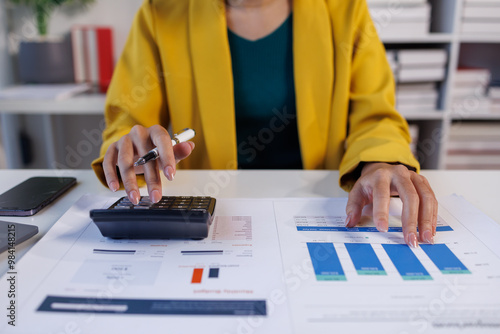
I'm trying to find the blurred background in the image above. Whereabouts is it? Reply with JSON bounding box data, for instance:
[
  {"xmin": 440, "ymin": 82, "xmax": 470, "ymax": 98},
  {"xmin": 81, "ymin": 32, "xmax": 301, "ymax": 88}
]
[{"xmin": 0, "ymin": 0, "xmax": 499, "ymax": 171}]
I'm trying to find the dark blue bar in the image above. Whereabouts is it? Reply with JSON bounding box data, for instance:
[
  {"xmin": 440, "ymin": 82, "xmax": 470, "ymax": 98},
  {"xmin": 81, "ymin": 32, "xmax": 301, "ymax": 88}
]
[
  {"xmin": 421, "ymin": 244, "xmax": 471, "ymax": 274},
  {"xmin": 382, "ymin": 244, "xmax": 432, "ymax": 280},
  {"xmin": 297, "ymin": 226, "xmax": 453, "ymax": 232},
  {"xmin": 38, "ymin": 296, "xmax": 266, "ymax": 316},
  {"xmin": 307, "ymin": 243, "xmax": 346, "ymax": 281},
  {"xmin": 345, "ymin": 243, "xmax": 386, "ymax": 275},
  {"xmin": 209, "ymin": 268, "xmax": 220, "ymax": 278}
]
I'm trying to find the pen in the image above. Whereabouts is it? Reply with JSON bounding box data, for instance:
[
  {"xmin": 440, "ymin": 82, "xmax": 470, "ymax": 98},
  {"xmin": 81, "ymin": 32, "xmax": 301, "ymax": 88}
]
[{"xmin": 133, "ymin": 128, "xmax": 196, "ymax": 167}]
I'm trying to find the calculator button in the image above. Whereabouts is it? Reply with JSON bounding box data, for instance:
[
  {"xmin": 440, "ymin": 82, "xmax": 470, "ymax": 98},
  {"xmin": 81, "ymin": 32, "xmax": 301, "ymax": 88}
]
[{"xmin": 133, "ymin": 206, "xmax": 150, "ymax": 210}]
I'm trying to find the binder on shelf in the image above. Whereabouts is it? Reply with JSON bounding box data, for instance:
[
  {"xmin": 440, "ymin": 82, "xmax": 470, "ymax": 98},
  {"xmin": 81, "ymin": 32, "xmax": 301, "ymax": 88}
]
[{"xmin": 71, "ymin": 25, "xmax": 114, "ymax": 93}]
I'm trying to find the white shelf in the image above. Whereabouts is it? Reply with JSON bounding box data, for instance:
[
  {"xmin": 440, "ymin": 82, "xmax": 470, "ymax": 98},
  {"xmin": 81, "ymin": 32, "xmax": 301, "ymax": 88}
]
[
  {"xmin": 401, "ymin": 110, "xmax": 446, "ymax": 120},
  {"xmin": 381, "ymin": 33, "xmax": 454, "ymax": 44},
  {"xmin": 0, "ymin": 93, "xmax": 106, "ymax": 114}
]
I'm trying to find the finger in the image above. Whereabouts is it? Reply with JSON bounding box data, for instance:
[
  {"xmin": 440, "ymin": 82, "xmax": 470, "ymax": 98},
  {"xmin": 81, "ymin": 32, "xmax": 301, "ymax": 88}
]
[
  {"xmin": 345, "ymin": 182, "xmax": 367, "ymax": 228},
  {"xmin": 103, "ymin": 143, "xmax": 120, "ymax": 192},
  {"xmin": 130, "ymin": 126, "xmax": 162, "ymax": 203},
  {"xmin": 421, "ymin": 175, "xmax": 438, "ymax": 236},
  {"xmin": 393, "ymin": 174, "xmax": 420, "ymax": 248},
  {"xmin": 371, "ymin": 170, "xmax": 391, "ymax": 233},
  {"xmin": 411, "ymin": 174, "xmax": 437, "ymax": 244},
  {"xmin": 149, "ymin": 125, "xmax": 176, "ymax": 181},
  {"xmin": 116, "ymin": 136, "xmax": 140, "ymax": 205},
  {"xmin": 174, "ymin": 141, "xmax": 195, "ymax": 164}
]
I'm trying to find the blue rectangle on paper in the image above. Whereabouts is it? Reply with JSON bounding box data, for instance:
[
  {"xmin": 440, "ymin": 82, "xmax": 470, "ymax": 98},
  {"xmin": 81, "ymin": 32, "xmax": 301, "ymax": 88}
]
[
  {"xmin": 421, "ymin": 244, "xmax": 471, "ymax": 274},
  {"xmin": 209, "ymin": 268, "xmax": 220, "ymax": 278},
  {"xmin": 38, "ymin": 296, "xmax": 266, "ymax": 316},
  {"xmin": 382, "ymin": 244, "xmax": 432, "ymax": 280},
  {"xmin": 345, "ymin": 243, "xmax": 386, "ymax": 275},
  {"xmin": 307, "ymin": 243, "xmax": 346, "ymax": 281}
]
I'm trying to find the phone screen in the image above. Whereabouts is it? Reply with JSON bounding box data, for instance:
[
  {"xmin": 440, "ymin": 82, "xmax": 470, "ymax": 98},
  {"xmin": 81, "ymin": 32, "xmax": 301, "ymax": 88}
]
[{"xmin": 0, "ymin": 177, "xmax": 77, "ymax": 216}]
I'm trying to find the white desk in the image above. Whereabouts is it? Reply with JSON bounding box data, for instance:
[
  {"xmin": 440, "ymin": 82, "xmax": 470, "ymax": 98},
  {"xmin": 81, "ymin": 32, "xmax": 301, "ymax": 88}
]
[{"xmin": 1, "ymin": 169, "xmax": 499, "ymax": 277}]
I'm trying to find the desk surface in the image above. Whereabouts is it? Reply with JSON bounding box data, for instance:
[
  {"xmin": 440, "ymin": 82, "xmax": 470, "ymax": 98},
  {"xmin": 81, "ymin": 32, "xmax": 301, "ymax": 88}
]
[{"xmin": 1, "ymin": 169, "xmax": 499, "ymax": 276}]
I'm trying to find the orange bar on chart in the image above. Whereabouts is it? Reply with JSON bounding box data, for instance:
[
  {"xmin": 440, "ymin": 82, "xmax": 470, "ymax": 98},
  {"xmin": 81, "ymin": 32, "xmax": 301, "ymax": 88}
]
[{"xmin": 191, "ymin": 268, "xmax": 204, "ymax": 284}]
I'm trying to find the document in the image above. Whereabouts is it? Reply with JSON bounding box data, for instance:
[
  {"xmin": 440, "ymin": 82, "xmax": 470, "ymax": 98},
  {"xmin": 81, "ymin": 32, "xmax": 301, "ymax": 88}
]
[
  {"xmin": 0, "ymin": 195, "xmax": 292, "ymax": 334},
  {"xmin": 1, "ymin": 195, "xmax": 500, "ymax": 333},
  {"xmin": 273, "ymin": 196, "xmax": 500, "ymax": 333}
]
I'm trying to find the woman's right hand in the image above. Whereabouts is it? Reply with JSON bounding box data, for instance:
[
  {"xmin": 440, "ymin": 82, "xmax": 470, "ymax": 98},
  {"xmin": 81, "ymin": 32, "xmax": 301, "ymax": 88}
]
[{"xmin": 102, "ymin": 125, "xmax": 195, "ymax": 204}]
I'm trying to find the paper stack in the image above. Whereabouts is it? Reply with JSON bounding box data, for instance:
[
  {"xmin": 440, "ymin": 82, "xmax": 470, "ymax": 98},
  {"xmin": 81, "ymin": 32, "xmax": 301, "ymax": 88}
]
[
  {"xmin": 368, "ymin": 0, "xmax": 431, "ymax": 37},
  {"xmin": 396, "ymin": 83, "xmax": 439, "ymax": 113},
  {"xmin": 451, "ymin": 68, "xmax": 491, "ymax": 115},
  {"xmin": 397, "ymin": 49, "xmax": 448, "ymax": 83},
  {"xmin": 461, "ymin": 0, "xmax": 500, "ymax": 34},
  {"xmin": 446, "ymin": 122, "xmax": 500, "ymax": 170}
]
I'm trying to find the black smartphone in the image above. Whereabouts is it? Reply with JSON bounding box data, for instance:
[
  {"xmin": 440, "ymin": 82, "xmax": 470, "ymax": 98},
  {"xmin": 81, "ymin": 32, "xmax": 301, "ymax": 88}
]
[{"xmin": 0, "ymin": 177, "xmax": 77, "ymax": 216}]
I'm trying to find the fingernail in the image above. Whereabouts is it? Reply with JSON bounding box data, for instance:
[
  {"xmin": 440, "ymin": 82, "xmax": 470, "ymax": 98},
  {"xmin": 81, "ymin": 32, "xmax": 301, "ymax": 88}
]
[
  {"xmin": 377, "ymin": 220, "xmax": 388, "ymax": 233},
  {"xmin": 109, "ymin": 181, "xmax": 119, "ymax": 192},
  {"xmin": 151, "ymin": 190, "xmax": 161, "ymax": 203},
  {"xmin": 130, "ymin": 190, "xmax": 140, "ymax": 205},
  {"xmin": 423, "ymin": 230, "xmax": 434, "ymax": 244},
  {"xmin": 344, "ymin": 215, "xmax": 351, "ymax": 227},
  {"xmin": 190, "ymin": 142, "xmax": 195, "ymax": 150},
  {"xmin": 408, "ymin": 232, "xmax": 418, "ymax": 248},
  {"xmin": 165, "ymin": 166, "xmax": 175, "ymax": 181}
]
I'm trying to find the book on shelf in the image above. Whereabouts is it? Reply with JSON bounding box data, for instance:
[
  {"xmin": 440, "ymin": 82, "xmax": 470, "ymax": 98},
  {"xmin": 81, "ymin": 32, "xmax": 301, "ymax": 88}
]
[
  {"xmin": 446, "ymin": 122, "xmax": 500, "ymax": 170},
  {"xmin": 454, "ymin": 68, "xmax": 491, "ymax": 84},
  {"xmin": 71, "ymin": 25, "xmax": 114, "ymax": 93},
  {"xmin": 398, "ymin": 67, "xmax": 446, "ymax": 83},
  {"xmin": 396, "ymin": 83, "xmax": 439, "ymax": 112},
  {"xmin": 0, "ymin": 84, "xmax": 91, "ymax": 101},
  {"xmin": 398, "ymin": 49, "xmax": 448, "ymax": 66},
  {"xmin": 368, "ymin": 1, "xmax": 431, "ymax": 37}
]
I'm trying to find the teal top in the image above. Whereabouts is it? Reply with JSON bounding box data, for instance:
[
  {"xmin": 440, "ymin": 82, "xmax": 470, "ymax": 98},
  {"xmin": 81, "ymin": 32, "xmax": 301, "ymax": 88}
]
[{"xmin": 228, "ymin": 14, "xmax": 302, "ymax": 169}]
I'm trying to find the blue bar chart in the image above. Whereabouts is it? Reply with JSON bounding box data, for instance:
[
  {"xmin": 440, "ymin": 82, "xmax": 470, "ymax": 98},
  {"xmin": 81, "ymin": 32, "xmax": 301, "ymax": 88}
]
[
  {"xmin": 345, "ymin": 243, "xmax": 387, "ymax": 275},
  {"xmin": 307, "ymin": 242, "xmax": 472, "ymax": 281},
  {"xmin": 382, "ymin": 244, "xmax": 433, "ymax": 281},
  {"xmin": 307, "ymin": 243, "xmax": 346, "ymax": 281},
  {"xmin": 421, "ymin": 244, "xmax": 471, "ymax": 274}
]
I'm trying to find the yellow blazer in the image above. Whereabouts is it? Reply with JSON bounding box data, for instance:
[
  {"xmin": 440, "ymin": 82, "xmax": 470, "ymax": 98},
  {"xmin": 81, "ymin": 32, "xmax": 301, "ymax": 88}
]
[{"xmin": 92, "ymin": 0, "xmax": 420, "ymax": 191}]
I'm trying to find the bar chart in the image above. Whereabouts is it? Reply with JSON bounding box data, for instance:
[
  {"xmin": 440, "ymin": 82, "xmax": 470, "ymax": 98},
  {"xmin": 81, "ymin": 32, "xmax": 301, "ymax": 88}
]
[{"xmin": 307, "ymin": 242, "xmax": 470, "ymax": 282}]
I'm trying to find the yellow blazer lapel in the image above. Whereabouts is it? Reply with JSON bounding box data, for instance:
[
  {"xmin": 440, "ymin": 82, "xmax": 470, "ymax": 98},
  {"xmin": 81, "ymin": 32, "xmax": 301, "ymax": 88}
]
[
  {"xmin": 293, "ymin": 0, "xmax": 334, "ymax": 169},
  {"xmin": 188, "ymin": 0, "xmax": 237, "ymax": 169}
]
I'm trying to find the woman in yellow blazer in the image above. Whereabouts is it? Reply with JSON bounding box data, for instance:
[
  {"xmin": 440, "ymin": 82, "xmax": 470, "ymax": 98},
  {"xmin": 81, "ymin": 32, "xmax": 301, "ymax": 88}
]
[{"xmin": 92, "ymin": 0, "xmax": 437, "ymax": 248}]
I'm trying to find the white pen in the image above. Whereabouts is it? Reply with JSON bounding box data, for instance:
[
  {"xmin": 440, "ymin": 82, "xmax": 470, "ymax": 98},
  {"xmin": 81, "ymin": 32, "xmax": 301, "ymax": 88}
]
[{"xmin": 133, "ymin": 128, "xmax": 196, "ymax": 167}]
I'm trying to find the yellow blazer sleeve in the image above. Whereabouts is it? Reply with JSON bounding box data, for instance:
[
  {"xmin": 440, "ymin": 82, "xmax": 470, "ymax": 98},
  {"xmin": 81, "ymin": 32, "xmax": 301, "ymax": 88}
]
[
  {"xmin": 338, "ymin": 0, "xmax": 420, "ymax": 190},
  {"xmin": 91, "ymin": 0, "xmax": 168, "ymax": 186}
]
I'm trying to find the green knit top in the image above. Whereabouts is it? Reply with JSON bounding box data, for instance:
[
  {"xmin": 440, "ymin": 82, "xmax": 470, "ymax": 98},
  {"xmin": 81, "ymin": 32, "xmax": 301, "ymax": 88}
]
[{"xmin": 228, "ymin": 14, "xmax": 302, "ymax": 169}]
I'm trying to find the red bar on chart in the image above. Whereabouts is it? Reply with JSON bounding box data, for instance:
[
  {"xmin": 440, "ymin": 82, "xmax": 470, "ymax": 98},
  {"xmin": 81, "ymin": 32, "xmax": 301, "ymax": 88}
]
[{"xmin": 191, "ymin": 268, "xmax": 204, "ymax": 284}]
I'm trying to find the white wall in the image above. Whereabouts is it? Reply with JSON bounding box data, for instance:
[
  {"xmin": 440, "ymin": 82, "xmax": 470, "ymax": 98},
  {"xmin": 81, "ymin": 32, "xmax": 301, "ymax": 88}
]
[
  {"xmin": 10, "ymin": 0, "xmax": 143, "ymax": 63},
  {"xmin": 0, "ymin": 0, "xmax": 14, "ymax": 168}
]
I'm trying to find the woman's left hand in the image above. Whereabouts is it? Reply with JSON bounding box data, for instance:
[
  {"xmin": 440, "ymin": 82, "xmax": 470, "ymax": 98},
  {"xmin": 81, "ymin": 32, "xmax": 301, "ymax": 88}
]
[{"xmin": 345, "ymin": 162, "xmax": 438, "ymax": 248}]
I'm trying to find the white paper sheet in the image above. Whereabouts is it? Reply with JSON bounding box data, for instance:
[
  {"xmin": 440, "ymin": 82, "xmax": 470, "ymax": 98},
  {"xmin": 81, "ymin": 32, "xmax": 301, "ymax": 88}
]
[
  {"xmin": 273, "ymin": 196, "xmax": 500, "ymax": 333},
  {"xmin": 1, "ymin": 195, "xmax": 500, "ymax": 334},
  {"xmin": 0, "ymin": 195, "xmax": 292, "ymax": 334}
]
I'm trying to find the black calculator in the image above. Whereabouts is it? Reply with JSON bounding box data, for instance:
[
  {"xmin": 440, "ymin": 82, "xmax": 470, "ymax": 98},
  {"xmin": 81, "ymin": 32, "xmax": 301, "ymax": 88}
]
[{"xmin": 90, "ymin": 196, "xmax": 216, "ymax": 239}]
